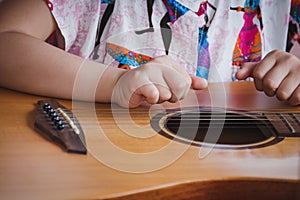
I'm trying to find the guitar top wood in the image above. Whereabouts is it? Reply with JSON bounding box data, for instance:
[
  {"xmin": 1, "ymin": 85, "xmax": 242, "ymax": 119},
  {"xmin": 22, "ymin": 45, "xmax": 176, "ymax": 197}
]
[{"xmin": 0, "ymin": 82, "xmax": 299, "ymax": 200}]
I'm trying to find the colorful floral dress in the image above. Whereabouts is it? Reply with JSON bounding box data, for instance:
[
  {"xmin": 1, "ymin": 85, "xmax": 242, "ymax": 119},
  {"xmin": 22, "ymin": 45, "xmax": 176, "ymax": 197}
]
[{"xmin": 45, "ymin": 0, "xmax": 297, "ymax": 82}]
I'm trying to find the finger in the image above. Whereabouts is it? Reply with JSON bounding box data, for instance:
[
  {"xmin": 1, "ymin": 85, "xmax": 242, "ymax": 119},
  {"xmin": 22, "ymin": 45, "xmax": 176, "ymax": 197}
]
[
  {"xmin": 163, "ymin": 71, "xmax": 190, "ymax": 102},
  {"xmin": 262, "ymin": 62, "xmax": 290, "ymax": 97},
  {"xmin": 168, "ymin": 80, "xmax": 189, "ymax": 102},
  {"xmin": 148, "ymin": 56, "xmax": 191, "ymax": 101},
  {"xmin": 276, "ymin": 73, "xmax": 300, "ymax": 101},
  {"xmin": 156, "ymin": 55, "xmax": 192, "ymax": 85},
  {"xmin": 128, "ymin": 92, "xmax": 145, "ymax": 108},
  {"xmin": 190, "ymin": 75, "xmax": 208, "ymax": 90},
  {"xmin": 156, "ymin": 84, "xmax": 172, "ymax": 103},
  {"xmin": 134, "ymin": 84, "xmax": 159, "ymax": 105},
  {"xmin": 252, "ymin": 53, "xmax": 277, "ymax": 91},
  {"xmin": 288, "ymin": 85, "xmax": 300, "ymax": 105},
  {"xmin": 171, "ymin": 60, "xmax": 192, "ymax": 85},
  {"xmin": 236, "ymin": 62, "xmax": 257, "ymax": 80}
]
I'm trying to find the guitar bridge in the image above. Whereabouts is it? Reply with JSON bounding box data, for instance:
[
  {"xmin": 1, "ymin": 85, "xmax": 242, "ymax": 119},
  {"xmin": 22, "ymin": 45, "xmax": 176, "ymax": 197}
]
[{"xmin": 34, "ymin": 100, "xmax": 87, "ymax": 154}]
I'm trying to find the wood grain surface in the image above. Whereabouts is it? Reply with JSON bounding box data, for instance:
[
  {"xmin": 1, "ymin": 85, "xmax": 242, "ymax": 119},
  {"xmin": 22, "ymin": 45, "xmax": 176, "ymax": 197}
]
[{"xmin": 0, "ymin": 82, "xmax": 299, "ymax": 200}]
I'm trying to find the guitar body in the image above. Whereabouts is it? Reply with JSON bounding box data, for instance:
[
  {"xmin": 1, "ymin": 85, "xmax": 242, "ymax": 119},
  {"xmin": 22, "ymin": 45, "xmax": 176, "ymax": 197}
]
[{"xmin": 0, "ymin": 82, "xmax": 299, "ymax": 200}]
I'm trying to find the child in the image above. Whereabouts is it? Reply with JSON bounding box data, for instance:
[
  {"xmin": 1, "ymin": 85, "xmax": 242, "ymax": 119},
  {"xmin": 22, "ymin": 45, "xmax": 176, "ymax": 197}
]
[{"xmin": 0, "ymin": 0, "xmax": 299, "ymax": 107}]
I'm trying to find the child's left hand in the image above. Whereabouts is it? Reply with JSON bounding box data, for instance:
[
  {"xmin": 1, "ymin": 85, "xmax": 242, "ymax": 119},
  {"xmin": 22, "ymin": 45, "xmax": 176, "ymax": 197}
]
[{"xmin": 236, "ymin": 50, "xmax": 300, "ymax": 105}]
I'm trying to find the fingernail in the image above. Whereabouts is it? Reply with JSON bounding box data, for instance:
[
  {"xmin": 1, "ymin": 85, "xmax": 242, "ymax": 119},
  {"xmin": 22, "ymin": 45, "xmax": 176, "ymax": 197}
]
[{"xmin": 203, "ymin": 78, "xmax": 208, "ymax": 87}]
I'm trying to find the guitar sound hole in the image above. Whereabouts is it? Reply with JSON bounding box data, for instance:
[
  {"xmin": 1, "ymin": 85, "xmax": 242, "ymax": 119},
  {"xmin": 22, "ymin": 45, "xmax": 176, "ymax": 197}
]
[
  {"xmin": 166, "ymin": 112, "xmax": 272, "ymax": 145},
  {"xmin": 151, "ymin": 108, "xmax": 282, "ymax": 149}
]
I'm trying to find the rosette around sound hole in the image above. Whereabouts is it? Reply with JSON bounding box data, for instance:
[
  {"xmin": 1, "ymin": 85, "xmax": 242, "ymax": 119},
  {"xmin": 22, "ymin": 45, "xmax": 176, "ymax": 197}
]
[{"xmin": 150, "ymin": 107, "xmax": 283, "ymax": 149}]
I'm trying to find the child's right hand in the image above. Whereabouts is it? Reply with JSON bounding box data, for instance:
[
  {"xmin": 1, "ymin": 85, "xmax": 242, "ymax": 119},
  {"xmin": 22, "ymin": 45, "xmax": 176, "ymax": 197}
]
[
  {"xmin": 236, "ymin": 50, "xmax": 300, "ymax": 105},
  {"xmin": 111, "ymin": 56, "xmax": 208, "ymax": 108}
]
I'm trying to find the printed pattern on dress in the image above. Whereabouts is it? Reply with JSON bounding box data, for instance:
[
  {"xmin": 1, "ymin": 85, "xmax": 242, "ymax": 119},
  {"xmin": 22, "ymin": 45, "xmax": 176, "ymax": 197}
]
[
  {"xmin": 287, "ymin": 0, "xmax": 300, "ymax": 54},
  {"xmin": 106, "ymin": 43, "xmax": 152, "ymax": 69},
  {"xmin": 231, "ymin": 0, "xmax": 263, "ymax": 81},
  {"xmin": 196, "ymin": 1, "xmax": 216, "ymax": 80},
  {"xmin": 44, "ymin": 0, "xmax": 292, "ymax": 82}
]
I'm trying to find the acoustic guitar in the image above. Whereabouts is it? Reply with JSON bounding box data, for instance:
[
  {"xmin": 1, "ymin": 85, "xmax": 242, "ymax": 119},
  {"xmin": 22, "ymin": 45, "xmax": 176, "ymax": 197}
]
[{"xmin": 0, "ymin": 82, "xmax": 299, "ymax": 200}]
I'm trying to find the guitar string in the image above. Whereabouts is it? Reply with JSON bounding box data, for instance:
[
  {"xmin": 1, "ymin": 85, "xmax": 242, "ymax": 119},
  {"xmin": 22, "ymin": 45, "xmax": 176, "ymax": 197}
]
[
  {"xmin": 40, "ymin": 106, "xmax": 300, "ymax": 129},
  {"xmin": 69, "ymin": 126, "xmax": 279, "ymax": 130},
  {"xmin": 41, "ymin": 116, "xmax": 299, "ymax": 130},
  {"xmin": 53, "ymin": 115, "xmax": 300, "ymax": 125},
  {"xmin": 45, "ymin": 115, "xmax": 299, "ymax": 130},
  {"xmin": 56, "ymin": 122, "xmax": 289, "ymax": 130},
  {"xmin": 41, "ymin": 116, "xmax": 297, "ymax": 129},
  {"xmin": 57, "ymin": 110, "xmax": 300, "ymax": 122},
  {"xmin": 59, "ymin": 108, "xmax": 300, "ymax": 116},
  {"xmin": 52, "ymin": 110, "xmax": 300, "ymax": 122},
  {"xmin": 65, "ymin": 108, "xmax": 300, "ymax": 112}
]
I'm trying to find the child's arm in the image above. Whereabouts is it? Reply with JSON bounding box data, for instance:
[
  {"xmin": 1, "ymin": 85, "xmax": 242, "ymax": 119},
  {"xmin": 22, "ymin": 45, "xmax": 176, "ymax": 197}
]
[
  {"xmin": 0, "ymin": 0, "xmax": 124, "ymax": 102},
  {"xmin": 236, "ymin": 50, "xmax": 300, "ymax": 105},
  {"xmin": 0, "ymin": 0, "xmax": 207, "ymax": 108}
]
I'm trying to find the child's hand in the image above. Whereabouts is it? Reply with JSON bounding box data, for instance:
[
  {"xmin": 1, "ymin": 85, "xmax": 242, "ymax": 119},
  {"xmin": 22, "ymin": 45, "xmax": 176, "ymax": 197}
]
[
  {"xmin": 236, "ymin": 50, "xmax": 300, "ymax": 105},
  {"xmin": 112, "ymin": 56, "xmax": 208, "ymax": 108}
]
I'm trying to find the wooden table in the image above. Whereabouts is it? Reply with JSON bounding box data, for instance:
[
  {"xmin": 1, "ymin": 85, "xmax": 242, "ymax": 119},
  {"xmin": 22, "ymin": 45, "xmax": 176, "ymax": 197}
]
[{"xmin": 0, "ymin": 82, "xmax": 299, "ymax": 200}]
